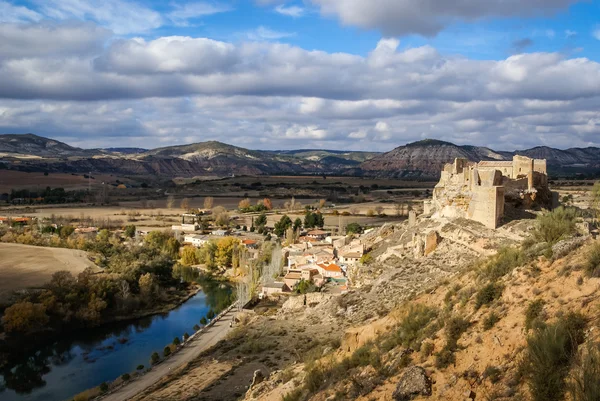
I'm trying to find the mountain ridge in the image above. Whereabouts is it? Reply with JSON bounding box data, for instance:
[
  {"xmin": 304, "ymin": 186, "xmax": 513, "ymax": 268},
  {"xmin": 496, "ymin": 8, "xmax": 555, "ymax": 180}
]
[{"xmin": 1, "ymin": 133, "xmax": 599, "ymax": 179}]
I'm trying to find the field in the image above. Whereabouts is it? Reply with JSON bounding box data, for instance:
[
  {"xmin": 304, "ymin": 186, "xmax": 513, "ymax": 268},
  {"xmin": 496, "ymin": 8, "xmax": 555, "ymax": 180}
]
[
  {"xmin": 0, "ymin": 170, "xmax": 139, "ymax": 193},
  {"xmin": 0, "ymin": 242, "xmax": 97, "ymax": 302}
]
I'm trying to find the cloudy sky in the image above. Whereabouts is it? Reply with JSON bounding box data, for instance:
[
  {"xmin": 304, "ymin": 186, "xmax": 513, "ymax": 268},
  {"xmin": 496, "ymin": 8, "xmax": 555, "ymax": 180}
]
[{"xmin": 1, "ymin": 0, "xmax": 600, "ymax": 151}]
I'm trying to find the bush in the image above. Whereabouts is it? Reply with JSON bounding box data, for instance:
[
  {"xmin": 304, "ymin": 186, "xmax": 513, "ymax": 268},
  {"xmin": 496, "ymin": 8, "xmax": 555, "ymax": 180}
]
[
  {"xmin": 525, "ymin": 299, "xmax": 546, "ymax": 331},
  {"xmin": 173, "ymin": 337, "xmax": 181, "ymax": 346},
  {"xmin": 150, "ymin": 352, "xmax": 160, "ymax": 365},
  {"xmin": 282, "ymin": 388, "xmax": 304, "ymax": 401},
  {"xmin": 183, "ymin": 332, "xmax": 190, "ymax": 340},
  {"xmin": 163, "ymin": 346, "xmax": 171, "ymax": 357},
  {"xmin": 585, "ymin": 243, "xmax": 600, "ymax": 277},
  {"xmin": 207, "ymin": 309, "xmax": 215, "ymax": 319},
  {"xmin": 435, "ymin": 316, "xmax": 469, "ymax": 369},
  {"xmin": 475, "ymin": 283, "xmax": 504, "ymax": 310},
  {"xmin": 570, "ymin": 342, "xmax": 600, "ymax": 401},
  {"xmin": 136, "ymin": 364, "xmax": 144, "ymax": 371},
  {"xmin": 481, "ymin": 247, "xmax": 525, "ymax": 281},
  {"xmin": 534, "ymin": 207, "xmax": 578, "ymax": 245},
  {"xmin": 193, "ymin": 324, "xmax": 200, "ymax": 331},
  {"xmin": 99, "ymin": 382, "xmax": 109, "ymax": 393},
  {"xmin": 522, "ymin": 314, "xmax": 586, "ymax": 401},
  {"xmin": 380, "ymin": 304, "xmax": 438, "ymax": 352},
  {"xmin": 121, "ymin": 373, "xmax": 130, "ymax": 381},
  {"xmin": 483, "ymin": 312, "xmax": 501, "ymax": 331},
  {"xmin": 200, "ymin": 317, "xmax": 207, "ymax": 325},
  {"xmin": 359, "ymin": 253, "xmax": 373, "ymax": 265},
  {"xmin": 483, "ymin": 366, "xmax": 502, "ymax": 383}
]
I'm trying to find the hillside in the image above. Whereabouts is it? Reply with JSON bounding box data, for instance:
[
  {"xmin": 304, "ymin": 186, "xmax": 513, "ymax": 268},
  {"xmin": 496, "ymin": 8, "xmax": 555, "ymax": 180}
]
[
  {"xmin": 359, "ymin": 139, "xmax": 600, "ymax": 178},
  {"xmin": 126, "ymin": 210, "xmax": 600, "ymax": 401},
  {"xmin": 359, "ymin": 139, "xmax": 506, "ymax": 178},
  {"xmin": 1, "ymin": 134, "xmax": 599, "ymax": 179},
  {"xmin": 0, "ymin": 133, "xmax": 99, "ymax": 158}
]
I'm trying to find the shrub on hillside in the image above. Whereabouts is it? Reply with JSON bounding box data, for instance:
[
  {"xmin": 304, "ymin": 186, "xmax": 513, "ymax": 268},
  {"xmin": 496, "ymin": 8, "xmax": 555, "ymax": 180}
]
[
  {"xmin": 481, "ymin": 247, "xmax": 526, "ymax": 281},
  {"xmin": 534, "ymin": 207, "xmax": 578, "ymax": 245},
  {"xmin": 585, "ymin": 242, "xmax": 600, "ymax": 277},
  {"xmin": 483, "ymin": 311, "xmax": 501, "ymax": 331},
  {"xmin": 475, "ymin": 283, "xmax": 504, "ymax": 310},
  {"xmin": 525, "ymin": 299, "xmax": 546, "ymax": 331},
  {"xmin": 522, "ymin": 313, "xmax": 587, "ymax": 401},
  {"xmin": 150, "ymin": 352, "xmax": 160, "ymax": 365},
  {"xmin": 570, "ymin": 342, "xmax": 600, "ymax": 401},
  {"xmin": 381, "ymin": 304, "xmax": 438, "ymax": 352}
]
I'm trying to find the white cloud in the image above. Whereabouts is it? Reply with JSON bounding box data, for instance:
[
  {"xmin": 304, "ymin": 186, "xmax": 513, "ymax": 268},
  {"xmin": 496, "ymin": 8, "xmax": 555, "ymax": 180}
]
[
  {"xmin": 246, "ymin": 26, "xmax": 295, "ymax": 41},
  {"xmin": 168, "ymin": 2, "xmax": 233, "ymax": 25},
  {"xmin": 34, "ymin": 0, "xmax": 163, "ymax": 34},
  {"xmin": 565, "ymin": 29, "xmax": 577, "ymax": 37},
  {"xmin": 1, "ymin": 24, "xmax": 600, "ymax": 150},
  {"xmin": 0, "ymin": 0, "xmax": 43, "ymax": 23},
  {"xmin": 593, "ymin": 27, "xmax": 600, "ymax": 40},
  {"xmin": 310, "ymin": 0, "xmax": 578, "ymax": 36},
  {"xmin": 275, "ymin": 4, "xmax": 304, "ymax": 17}
]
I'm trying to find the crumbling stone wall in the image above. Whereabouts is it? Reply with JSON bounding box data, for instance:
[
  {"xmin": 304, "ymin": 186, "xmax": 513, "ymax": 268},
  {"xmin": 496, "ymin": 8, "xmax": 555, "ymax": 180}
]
[{"xmin": 429, "ymin": 155, "xmax": 548, "ymax": 229}]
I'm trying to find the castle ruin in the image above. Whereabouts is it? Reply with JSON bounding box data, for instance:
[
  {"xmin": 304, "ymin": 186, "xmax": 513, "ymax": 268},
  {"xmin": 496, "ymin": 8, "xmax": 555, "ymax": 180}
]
[{"xmin": 424, "ymin": 155, "xmax": 550, "ymax": 229}]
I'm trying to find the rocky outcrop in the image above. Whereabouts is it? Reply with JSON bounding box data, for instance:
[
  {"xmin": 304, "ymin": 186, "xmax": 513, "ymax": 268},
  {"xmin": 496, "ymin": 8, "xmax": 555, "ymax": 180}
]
[{"xmin": 392, "ymin": 366, "xmax": 432, "ymax": 400}]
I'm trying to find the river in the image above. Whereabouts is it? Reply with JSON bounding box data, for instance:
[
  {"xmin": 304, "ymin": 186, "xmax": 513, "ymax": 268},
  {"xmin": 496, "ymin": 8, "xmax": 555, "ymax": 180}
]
[{"xmin": 0, "ymin": 280, "xmax": 232, "ymax": 401}]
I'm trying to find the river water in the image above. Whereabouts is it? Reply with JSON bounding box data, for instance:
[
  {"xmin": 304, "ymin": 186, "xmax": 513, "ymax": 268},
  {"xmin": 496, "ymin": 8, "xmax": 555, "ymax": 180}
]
[{"xmin": 0, "ymin": 281, "xmax": 232, "ymax": 401}]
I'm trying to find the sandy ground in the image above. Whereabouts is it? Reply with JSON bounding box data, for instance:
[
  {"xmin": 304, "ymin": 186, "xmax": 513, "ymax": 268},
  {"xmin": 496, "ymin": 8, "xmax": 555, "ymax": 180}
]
[
  {"xmin": 101, "ymin": 307, "xmax": 237, "ymax": 401},
  {"xmin": 0, "ymin": 242, "xmax": 96, "ymax": 301}
]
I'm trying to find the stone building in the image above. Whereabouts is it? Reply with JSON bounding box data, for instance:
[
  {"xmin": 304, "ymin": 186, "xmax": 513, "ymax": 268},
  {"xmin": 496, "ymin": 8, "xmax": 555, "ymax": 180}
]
[{"xmin": 424, "ymin": 155, "xmax": 549, "ymax": 229}]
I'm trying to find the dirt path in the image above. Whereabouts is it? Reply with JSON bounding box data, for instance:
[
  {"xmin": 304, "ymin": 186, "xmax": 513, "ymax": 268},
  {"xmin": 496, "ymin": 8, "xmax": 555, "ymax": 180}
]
[{"xmin": 101, "ymin": 307, "xmax": 237, "ymax": 401}]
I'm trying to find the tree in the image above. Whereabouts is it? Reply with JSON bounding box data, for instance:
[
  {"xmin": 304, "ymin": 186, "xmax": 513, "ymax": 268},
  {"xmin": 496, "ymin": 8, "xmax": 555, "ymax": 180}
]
[
  {"xmin": 375, "ymin": 206, "xmax": 384, "ymax": 216},
  {"xmin": 290, "ymin": 218, "xmax": 301, "ymax": 232},
  {"xmin": 59, "ymin": 225, "xmax": 75, "ymax": 238},
  {"xmin": 263, "ymin": 198, "xmax": 273, "ymax": 210},
  {"xmin": 204, "ymin": 197, "xmax": 214, "ymax": 210},
  {"xmin": 199, "ymin": 241, "xmax": 217, "ymax": 270},
  {"xmin": 164, "ymin": 237, "xmax": 181, "ymax": 259},
  {"xmin": 255, "ymin": 212, "xmax": 267, "ymax": 228},
  {"xmin": 274, "ymin": 215, "xmax": 292, "ymax": 236},
  {"xmin": 263, "ymin": 244, "xmax": 283, "ymax": 283},
  {"xmin": 124, "ymin": 224, "xmax": 136, "ymax": 238},
  {"xmin": 181, "ymin": 246, "xmax": 200, "ymax": 266},
  {"xmin": 319, "ymin": 199, "xmax": 326, "ymax": 209},
  {"xmin": 163, "ymin": 346, "xmax": 171, "ymax": 357},
  {"xmin": 150, "ymin": 352, "xmax": 160, "ymax": 365},
  {"xmin": 173, "ymin": 337, "xmax": 181, "ymax": 346},
  {"xmin": 180, "ymin": 198, "xmax": 190, "ymax": 210},
  {"xmin": 238, "ymin": 198, "xmax": 251, "ymax": 210},
  {"xmin": 1, "ymin": 302, "xmax": 49, "ymax": 333},
  {"xmin": 216, "ymin": 237, "xmax": 239, "ymax": 267},
  {"xmin": 346, "ymin": 222, "xmax": 363, "ymax": 235},
  {"xmin": 166, "ymin": 195, "xmax": 175, "ymax": 209},
  {"xmin": 139, "ymin": 273, "xmax": 157, "ymax": 299}
]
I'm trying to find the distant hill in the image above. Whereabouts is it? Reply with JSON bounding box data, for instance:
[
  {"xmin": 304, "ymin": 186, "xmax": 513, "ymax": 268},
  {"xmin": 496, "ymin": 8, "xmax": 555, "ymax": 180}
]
[
  {"xmin": 359, "ymin": 139, "xmax": 506, "ymax": 178},
  {"xmin": 1, "ymin": 134, "xmax": 598, "ymax": 179},
  {"xmin": 0, "ymin": 134, "xmax": 100, "ymax": 158}
]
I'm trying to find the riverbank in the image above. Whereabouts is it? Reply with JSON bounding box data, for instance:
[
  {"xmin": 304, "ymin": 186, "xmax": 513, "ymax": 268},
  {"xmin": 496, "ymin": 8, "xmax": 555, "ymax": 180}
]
[{"xmin": 0, "ymin": 281, "xmax": 233, "ymax": 401}]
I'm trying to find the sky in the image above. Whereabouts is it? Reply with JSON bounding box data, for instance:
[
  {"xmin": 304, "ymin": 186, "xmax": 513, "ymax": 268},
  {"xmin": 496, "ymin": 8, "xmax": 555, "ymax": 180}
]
[{"xmin": 1, "ymin": 0, "xmax": 600, "ymax": 151}]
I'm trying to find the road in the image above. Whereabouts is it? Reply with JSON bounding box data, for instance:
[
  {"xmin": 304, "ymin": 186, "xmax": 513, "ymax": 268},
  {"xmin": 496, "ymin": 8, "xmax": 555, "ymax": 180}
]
[{"xmin": 101, "ymin": 307, "xmax": 237, "ymax": 401}]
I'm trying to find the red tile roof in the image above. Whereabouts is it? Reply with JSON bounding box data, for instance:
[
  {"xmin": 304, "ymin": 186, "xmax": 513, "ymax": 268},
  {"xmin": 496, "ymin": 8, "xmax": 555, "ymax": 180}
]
[{"xmin": 318, "ymin": 263, "xmax": 342, "ymax": 273}]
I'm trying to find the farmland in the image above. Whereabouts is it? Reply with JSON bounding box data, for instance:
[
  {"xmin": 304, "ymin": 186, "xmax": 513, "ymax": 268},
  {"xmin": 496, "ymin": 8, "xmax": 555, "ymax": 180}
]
[{"xmin": 0, "ymin": 242, "xmax": 97, "ymax": 302}]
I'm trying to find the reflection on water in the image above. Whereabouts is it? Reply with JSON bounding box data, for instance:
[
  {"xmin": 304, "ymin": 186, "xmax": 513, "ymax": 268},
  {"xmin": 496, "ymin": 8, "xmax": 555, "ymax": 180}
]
[{"xmin": 0, "ymin": 280, "xmax": 232, "ymax": 401}]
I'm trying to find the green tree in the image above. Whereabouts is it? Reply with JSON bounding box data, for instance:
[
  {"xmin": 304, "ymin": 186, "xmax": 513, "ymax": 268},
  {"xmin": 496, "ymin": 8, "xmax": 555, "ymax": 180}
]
[
  {"xmin": 124, "ymin": 225, "xmax": 136, "ymax": 238},
  {"xmin": 293, "ymin": 217, "xmax": 302, "ymax": 231},
  {"xmin": 255, "ymin": 212, "xmax": 267, "ymax": 228},
  {"xmin": 151, "ymin": 352, "xmax": 160, "ymax": 365},
  {"xmin": 346, "ymin": 222, "xmax": 363, "ymax": 235},
  {"xmin": 274, "ymin": 215, "xmax": 292, "ymax": 236}
]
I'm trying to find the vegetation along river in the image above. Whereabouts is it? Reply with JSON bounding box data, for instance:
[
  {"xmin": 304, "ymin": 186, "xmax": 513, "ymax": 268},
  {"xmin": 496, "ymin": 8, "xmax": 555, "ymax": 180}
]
[{"xmin": 0, "ymin": 280, "xmax": 233, "ymax": 401}]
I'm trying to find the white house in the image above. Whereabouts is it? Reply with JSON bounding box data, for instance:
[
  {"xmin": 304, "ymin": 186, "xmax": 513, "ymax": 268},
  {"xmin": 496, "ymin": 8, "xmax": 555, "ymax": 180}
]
[{"xmin": 184, "ymin": 234, "xmax": 209, "ymax": 248}]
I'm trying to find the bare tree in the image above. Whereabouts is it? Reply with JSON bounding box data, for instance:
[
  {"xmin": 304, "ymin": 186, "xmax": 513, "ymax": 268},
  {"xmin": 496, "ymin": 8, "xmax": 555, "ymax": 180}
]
[
  {"xmin": 180, "ymin": 198, "xmax": 190, "ymax": 210},
  {"xmin": 204, "ymin": 196, "xmax": 214, "ymax": 210},
  {"xmin": 263, "ymin": 244, "xmax": 283, "ymax": 280},
  {"xmin": 166, "ymin": 195, "xmax": 175, "ymax": 209},
  {"xmin": 236, "ymin": 275, "xmax": 250, "ymax": 312}
]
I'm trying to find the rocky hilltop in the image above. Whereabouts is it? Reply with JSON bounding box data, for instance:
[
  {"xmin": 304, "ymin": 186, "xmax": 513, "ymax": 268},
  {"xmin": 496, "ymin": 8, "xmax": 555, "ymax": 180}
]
[{"xmin": 358, "ymin": 139, "xmax": 600, "ymax": 178}]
